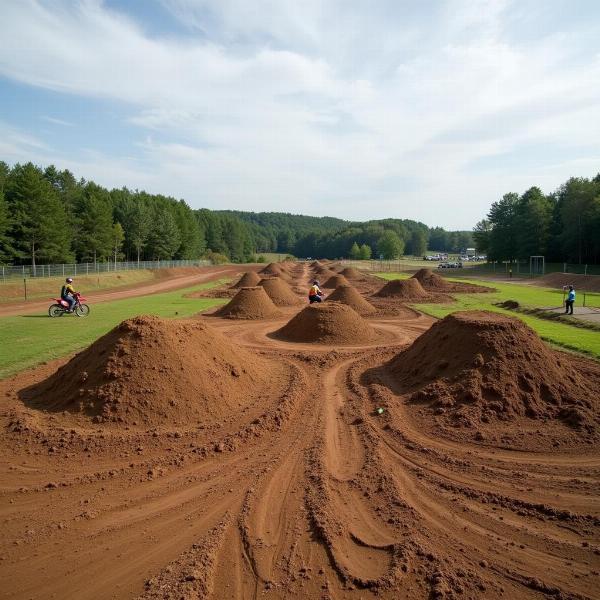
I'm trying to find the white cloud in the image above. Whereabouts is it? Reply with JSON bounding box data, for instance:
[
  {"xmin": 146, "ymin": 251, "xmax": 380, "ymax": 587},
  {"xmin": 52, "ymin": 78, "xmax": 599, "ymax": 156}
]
[{"xmin": 0, "ymin": 0, "xmax": 599, "ymax": 228}]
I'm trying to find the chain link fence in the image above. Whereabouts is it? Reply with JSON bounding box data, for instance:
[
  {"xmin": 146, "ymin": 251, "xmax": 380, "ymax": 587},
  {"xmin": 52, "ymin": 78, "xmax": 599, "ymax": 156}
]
[{"xmin": 0, "ymin": 259, "xmax": 212, "ymax": 283}]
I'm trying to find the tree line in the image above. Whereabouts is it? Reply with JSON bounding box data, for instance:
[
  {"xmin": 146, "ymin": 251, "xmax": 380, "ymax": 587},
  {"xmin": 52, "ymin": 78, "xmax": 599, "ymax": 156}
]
[
  {"xmin": 0, "ymin": 161, "xmax": 475, "ymax": 265},
  {"xmin": 474, "ymin": 174, "xmax": 600, "ymax": 264}
]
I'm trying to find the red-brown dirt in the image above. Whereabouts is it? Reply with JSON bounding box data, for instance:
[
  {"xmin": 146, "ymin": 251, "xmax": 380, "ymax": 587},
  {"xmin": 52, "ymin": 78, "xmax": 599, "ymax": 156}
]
[
  {"xmin": 536, "ymin": 272, "xmax": 600, "ymax": 292},
  {"xmin": 383, "ymin": 311, "xmax": 600, "ymax": 433},
  {"xmin": 258, "ymin": 276, "xmax": 302, "ymax": 306},
  {"xmin": 19, "ymin": 316, "xmax": 286, "ymax": 427},
  {"xmin": 260, "ymin": 263, "xmax": 292, "ymax": 281},
  {"xmin": 216, "ymin": 286, "xmax": 281, "ymax": 320},
  {"xmin": 412, "ymin": 268, "xmax": 493, "ymax": 293},
  {"xmin": 231, "ymin": 271, "xmax": 261, "ymax": 288},
  {"xmin": 272, "ymin": 302, "xmax": 378, "ymax": 344},
  {"xmin": 340, "ymin": 266, "xmax": 363, "ymax": 279},
  {"xmin": 0, "ymin": 265, "xmax": 246, "ymax": 317},
  {"xmin": 326, "ymin": 284, "xmax": 377, "ymax": 315},
  {"xmin": 322, "ymin": 274, "xmax": 350, "ymax": 288},
  {"xmin": 1, "ymin": 263, "xmax": 600, "ymax": 600},
  {"xmin": 375, "ymin": 277, "xmax": 430, "ymax": 299}
]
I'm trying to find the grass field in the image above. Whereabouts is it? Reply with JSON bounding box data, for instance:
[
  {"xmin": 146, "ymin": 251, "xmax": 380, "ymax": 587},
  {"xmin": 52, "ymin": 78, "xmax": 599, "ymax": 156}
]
[
  {"xmin": 0, "ymin": 279, "xmax": 229, "ymax": 378},
  {"xmin": 376, "ymin": 272, "xmax": 600, "ymax": 359},
  {"xmin": 0, "ymin": 269, "xmax": 162, "ymax": 303}
]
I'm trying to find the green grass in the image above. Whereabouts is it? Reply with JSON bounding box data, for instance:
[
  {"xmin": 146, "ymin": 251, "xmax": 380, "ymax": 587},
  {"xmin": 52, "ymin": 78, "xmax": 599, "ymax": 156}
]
[
  {"xmin": 375, "ymin": 272, "xmax": 600, "ymax": 359},
  {"xmin": 0, "ymin": 279, "xmax": 229, "ymax": 378},
  {"xmin": 0, "ymin": 269, "xmax": 165, "ymax": 303}
]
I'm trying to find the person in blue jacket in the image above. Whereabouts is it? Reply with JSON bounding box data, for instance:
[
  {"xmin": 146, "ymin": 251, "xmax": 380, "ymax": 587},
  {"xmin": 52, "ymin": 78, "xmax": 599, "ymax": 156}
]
[{"xmin": 564, "ymin": 285, "xmax": 575, "ymax": 315}]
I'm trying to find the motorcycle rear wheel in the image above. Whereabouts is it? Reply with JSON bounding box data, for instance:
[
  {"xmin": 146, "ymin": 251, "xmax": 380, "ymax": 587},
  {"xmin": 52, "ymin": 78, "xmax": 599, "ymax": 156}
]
[
  {"xmin": 75, "ymin": 304, "xmax": 90, "ymax": 317},
  {"xmin": 48, "ymin": 304, "xmax": 63, "ymax": 318}
]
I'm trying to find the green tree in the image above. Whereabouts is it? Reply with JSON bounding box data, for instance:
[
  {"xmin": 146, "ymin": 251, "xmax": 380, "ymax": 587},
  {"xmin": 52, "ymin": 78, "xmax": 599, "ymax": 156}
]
[
  {"xmin": 557, "ymin": 178, "xmax": 600, "ymax": 264},
  {"xmin": 112, "ymin": 222, "xmax": 125, "ymax": 266},
  {"xmin": 114, "ymin": 193, "xmax": 151, "ymax": 263},
  {"xmin": 377, "ymin": 230, "xmax": 404, "ymax": 259},
  {"xmin": 73, "ymin": 183, "xmax": 114, "ymax": 264},
  {"xmin": 409, "ymin": 229, "xmax": 427, "ymax": 256},
  {"xmin": 359, "ymin": 243, "xmax": 372, "ymax": 260},
  {"xmin": 472, "ymin": 219, "xmax": 491, "ymax": 254},
  {"xmin": 349, "ymin": 241, "xmax": 361, "ymax": 259},
  {"xmin": 5, "ymin": 163, "xmax": 73, "ymax": 268},
  {"xmin": 487, "ymin": 193, "xmax": 519, "ymax": 261},
  {"xmin": 146, "ymin": 205, "xmax": 181, "ymax": 259},
  {"xmin": 0, "ymin": 189, "xmax": 14, "ymax": 262},
  {"xmin": 515, "ymin": 187, "xmax": 553, "ymax": 259}
]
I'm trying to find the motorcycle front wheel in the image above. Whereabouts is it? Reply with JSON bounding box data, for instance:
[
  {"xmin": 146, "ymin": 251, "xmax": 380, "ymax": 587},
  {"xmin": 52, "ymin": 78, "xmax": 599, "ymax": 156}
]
[
  {"xmin": 75, "ymin": 304, "xmax": 90, "ymax": 317},
  {"xmin": 48, "ymin": 304, "xmax": 63, "ymax": 318}
]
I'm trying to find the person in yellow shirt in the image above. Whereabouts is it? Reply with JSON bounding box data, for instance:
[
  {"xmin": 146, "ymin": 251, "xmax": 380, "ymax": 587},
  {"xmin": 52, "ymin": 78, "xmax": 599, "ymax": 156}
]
[
  {"xmin": 308, "ymin": 280, "xmax": 324, "ymax": 304},
  {"xmin": 60, "ymin": 277, "xmax": 77, "ymax": 312}
]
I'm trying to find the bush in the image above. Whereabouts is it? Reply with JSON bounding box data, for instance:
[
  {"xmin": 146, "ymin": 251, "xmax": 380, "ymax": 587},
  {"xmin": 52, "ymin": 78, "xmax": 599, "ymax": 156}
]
[
  {"xmin": 256, "ymin": 255, "xmax": 267, "ymax": 263},
  {"xmin": 206, "ymin": 251, "xmax": 229, "ymax": 265}
]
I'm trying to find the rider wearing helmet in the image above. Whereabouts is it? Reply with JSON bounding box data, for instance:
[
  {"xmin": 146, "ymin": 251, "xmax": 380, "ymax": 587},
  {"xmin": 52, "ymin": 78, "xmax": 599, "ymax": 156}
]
[
  {"xmin": 61, "ymin": 277, "xmax": 77, "ymax": 313},
  {"xmin": 308, "ymin": 280, "xmax": 324, "ymax": 304}
]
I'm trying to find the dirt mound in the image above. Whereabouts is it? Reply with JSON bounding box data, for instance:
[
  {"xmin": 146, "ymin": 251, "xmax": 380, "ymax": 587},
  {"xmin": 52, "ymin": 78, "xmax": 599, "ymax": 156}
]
[
  {"xmin": 24, "ymin": 316, "xmax": 282, "ymax": 426},
  {"xmin": 216, "ymin": 287, "xmax": 281, "ymax": 319},
  {"xmin": 536, "ymin": 272, "xmax": 600, "ymax": 292},
  {"xmin": 375, "ymin": 278, "xmax": 429, "ymax": 299},
  {"xmin": 313, "ymin": 268, "xmax": 336, "ymax": 281},
  {"xmin": 387, "ymin": 311, "xmax": 600, "ymax": 430},
  {"xmin": 411, "ymin": 268, "xmax": 453, "ymax": 291},
  {"xmin": 260, "ymin": 263, "xmax": 291, "ymax": 281},
  {"xmin": 273, "ymin": 302, "xmax": 377, "ymax": 344},
  {"xmin": 231, "ymin": 271, "xmax": 261, "ymax": 288},
  {"xmin": 258, "ymin": 277, "xmax": 302, "ymax": 306},
  {"xmin": 412, "ymin": 268, "xmax": 493, "ymax": 293},
  {"xmin": 326, "ymin": 284, "xmax": 376, "ymax": 315},
  {"xmin": 323, "ymin": 274, "xmax": 350, "ymax": 288},
  {"xmin": 340, "ymin": 266, "xmax": 363, "ymax": 279}
]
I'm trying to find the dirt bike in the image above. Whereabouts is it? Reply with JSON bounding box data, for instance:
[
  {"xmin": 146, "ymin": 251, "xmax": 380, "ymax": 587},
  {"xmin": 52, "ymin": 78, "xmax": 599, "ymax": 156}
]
[{"xmin": 48, "ymin": 292, "xmax": 90, "ymax": 317}]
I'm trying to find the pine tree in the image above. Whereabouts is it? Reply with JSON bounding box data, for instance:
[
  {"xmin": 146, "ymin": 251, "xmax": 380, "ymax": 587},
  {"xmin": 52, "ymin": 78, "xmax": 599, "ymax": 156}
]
[
  {"xmin": 5, "ymin": 163, "xmax": 73, "ymax": 268},
  {"xmin": 146, "ymin": 205, "xmax": 181, "ymax": 259},
  {"xmin": 73, "ymin": 183, "xmax": 114, "ymax": 264}
]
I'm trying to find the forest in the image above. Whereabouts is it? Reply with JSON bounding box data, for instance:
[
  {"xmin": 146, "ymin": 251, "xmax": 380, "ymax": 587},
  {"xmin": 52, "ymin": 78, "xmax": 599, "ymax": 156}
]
[
  {"xmin": 474, "ymin": 175, "xmax": 600, "ymax": 265},
  {"xmin": 0, "ymin": 161, "xmax": 597, "ymax": 265}
]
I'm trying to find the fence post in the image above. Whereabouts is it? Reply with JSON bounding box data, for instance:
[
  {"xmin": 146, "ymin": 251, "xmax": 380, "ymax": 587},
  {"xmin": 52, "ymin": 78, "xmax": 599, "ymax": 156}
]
[
  {"xmin": 585, "ymin": 264, "xmax": 588, "ymax": 276},
  {"xmin": 23, "ymin": 278, "xmax": 27, "ymax": 301},
  {"xmin": 563, "ymin": 262, "xmax": 567, "ymax": 273},
  {"xmin": 62, "ymin": 264, "xmax": 65, "ymax": 277}
]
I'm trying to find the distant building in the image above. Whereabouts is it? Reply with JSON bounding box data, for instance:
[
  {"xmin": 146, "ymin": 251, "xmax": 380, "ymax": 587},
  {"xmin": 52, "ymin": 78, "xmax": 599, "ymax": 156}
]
[{"xmin": 466, "ymin": 248, "xmax": 476, "ymax": 256}]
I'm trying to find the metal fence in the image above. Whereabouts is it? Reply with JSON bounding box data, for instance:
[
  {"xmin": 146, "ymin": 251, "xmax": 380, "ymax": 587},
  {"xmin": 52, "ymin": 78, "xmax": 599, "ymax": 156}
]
[
  {"xmin": 0, "ymin": 259, "xmax": 212, "ymax": 283},
  {"xmin": 339, "ymin": 258, "xmax": 600, "ymax": 277}
]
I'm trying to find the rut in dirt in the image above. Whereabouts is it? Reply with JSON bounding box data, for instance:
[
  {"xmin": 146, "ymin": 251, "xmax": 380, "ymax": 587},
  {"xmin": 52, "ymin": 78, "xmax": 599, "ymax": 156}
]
[{"xmin": 1, "ymin": 263, "xmax": 599, "ymax": 600}]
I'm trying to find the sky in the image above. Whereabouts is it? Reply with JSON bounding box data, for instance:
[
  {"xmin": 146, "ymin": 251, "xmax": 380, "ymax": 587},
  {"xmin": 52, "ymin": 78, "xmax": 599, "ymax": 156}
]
[{"xmin": 1, "ymin": 0, "xmax": 599, "ymax": 229}]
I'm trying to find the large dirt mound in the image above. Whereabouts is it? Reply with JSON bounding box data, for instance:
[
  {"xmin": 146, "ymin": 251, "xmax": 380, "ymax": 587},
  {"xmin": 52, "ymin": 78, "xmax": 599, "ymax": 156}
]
[
  {"xmin": 327, "ymin": 284, "xmax": 376, "ymax": 315},
  {"xmin": 231, "ymin": 271, "xmax": 261, "ymax": 288},
  {"xmin": 216, "ymin": 286, "xmax": 281, "ymax": 319},
  {"xmin": 258, "ymin": 277, "xmax": 302, "ymax": 306},
  {"xmin": 25, "ymin": 316, "xmax": 281, "ymax": 426},
  {"xmin": 387, "ymin": 311, "xmax": 600, "ymax": 430},
  {"xmin": 273, "ymin": 302, "xmax": 377, "ymax": 344},
  {"xmin": 340, "ymin": 267, "xmax": 363, "ymax": 279},
  {"xmin": 323, "ymin": 274, "xmax": 350, "ymax": 288},
  {"xmin": 375, "ymin": 278, "xmax": 429, "ymax": 299},
  {"xmin": 537, "ymin": 272, "xmax": 600, "ymax": 293}
]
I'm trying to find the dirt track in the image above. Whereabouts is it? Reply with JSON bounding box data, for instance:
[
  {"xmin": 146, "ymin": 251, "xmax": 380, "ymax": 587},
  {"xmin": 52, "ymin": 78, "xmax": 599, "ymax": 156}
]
[
  {"xmin": 0, "ymin": 266, "xmax": 249, "ymax": 317},
  {"xmin": 1, "ymin": 264, "xmax": 599, "ymax": 599}
]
